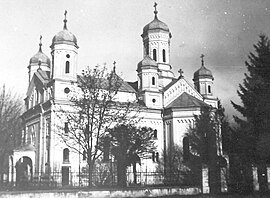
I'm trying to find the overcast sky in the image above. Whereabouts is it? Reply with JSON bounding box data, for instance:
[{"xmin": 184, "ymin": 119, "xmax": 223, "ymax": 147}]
[{"xmin": 1, "ymin": 0, "xmax": 270, "ymax": 121}]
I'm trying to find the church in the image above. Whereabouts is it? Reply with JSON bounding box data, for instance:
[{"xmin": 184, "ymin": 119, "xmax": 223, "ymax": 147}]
[{"xmin": 9, "ymin": 4, "xmax": 223, "ymax": 186}]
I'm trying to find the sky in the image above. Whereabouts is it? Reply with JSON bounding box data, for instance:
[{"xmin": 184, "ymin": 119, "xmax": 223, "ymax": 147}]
[{"xmin": 0, "ymin": 0, "xmax": 270, "ymax": 121}]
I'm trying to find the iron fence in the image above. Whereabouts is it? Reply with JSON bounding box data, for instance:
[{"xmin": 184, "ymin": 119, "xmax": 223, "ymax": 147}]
[{"xmin": 3, "ymin": 171, "xmax": 199, "ymax": 190}]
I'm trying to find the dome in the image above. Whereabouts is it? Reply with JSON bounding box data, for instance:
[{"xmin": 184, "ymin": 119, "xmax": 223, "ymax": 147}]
[
  {"xmin": 137, "ymin": 55, "xmax": 157, "ymax": 70},
  {"xmin": 194, "ymin": 66, "xmax": 213, "ymax": 80},
  {"xmin": 143, "ymin": 16, "xmax": 169, "ymax": 34},
  {"xmin": 51, "ymin": 11, "xmax": 78, "ymax": 48},
  {"xmin": 29, "ymin": 44, "xmax": 51, "ymax": 67},
  {"xmin": 52, "ymin": 29, "xmax": 77, "ymax": 47}
]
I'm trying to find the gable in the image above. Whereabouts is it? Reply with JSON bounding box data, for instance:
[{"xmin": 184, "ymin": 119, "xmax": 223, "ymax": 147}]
[
  {"xmin": 166, "ymin": 92, "xmax": 207, "ymax": 108},
  {"xmin": 163, "ymin": 78, "xmax": 203, "ymax": 107},
  {"xmin": 26, "ymin": 70, "xmax": 50, "ymax": 97}
]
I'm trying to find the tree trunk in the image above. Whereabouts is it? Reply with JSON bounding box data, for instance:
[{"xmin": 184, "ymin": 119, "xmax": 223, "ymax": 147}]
[
  {"xmin": 133, "ymin": 162, "xmax": 137, "ymax": 184},
  {"xmin": 117, "ymin": 160, "xmax": 127, "ymax": 187},
  {"xmin": 208, "ymin": 130, "xmax": 221, "ymax": 194},
  {"xmin": 88, "ymin": 161, "xmax": 93, "ymax": 188}
]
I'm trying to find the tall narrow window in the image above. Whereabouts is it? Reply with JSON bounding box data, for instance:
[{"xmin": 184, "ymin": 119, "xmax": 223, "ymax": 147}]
[
  {"xmin": 156, "ymin": 152, "xmax": 159, "ymax": 162},
  {"xmin": 153, "ymin": 129, "xmax": 157, "ymax": 139},
  {"xmin": 152, "ymin": 152, "xmax": 156, "ymax": 162},
  {"xmin": 63, "ymin": 148, "xmax": 69, "ymax": 162},
  {"xmin": 64, "ymin": 122, "xmax": 68, "ymax": 134},
  {"xmin": 162, "ymin": 49, "xmax": 166, "ymax": 62},
  {"xmin": 208, "ymin": 85, "xmax": 211, "ymax": 93},
  {"xmin": 152, "ymin": 77, "xmax": 155, "ymax": 85},
  {"xmin": 65, "ymin": 61, "xmax": 70, "ymax": 73},
  {"xmin": 153, "ymin": 49, "xmax": 157, "ymax": 61}
]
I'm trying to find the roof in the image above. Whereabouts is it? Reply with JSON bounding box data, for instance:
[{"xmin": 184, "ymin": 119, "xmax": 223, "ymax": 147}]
[
  {"xmin": 127, "ymin": 81, "xmax": 138, "ymax": 92},
  {"xmin": 163, "ymin": 78, "xmax": 178, "ymax": 91},
  {"xmin": 120, "ymin": 81, "xmax": 137, "ymax": 93},
  {"xmin": 27, "ymin": 70, "xmax": 50, "ymax": 97},
  {"xmin": 194, "ymin": 66, "xmax": 213, "ymax": 80},
  {"xmin": 143, "ymin": 16, "xmax": 170, "ymax": 34},
  {"xmin": 77, "ymin": 73, "xmax": 137, "ymax": 93},
  {"xmin": 35, "ymin": 70, "xmax": 50, "ymax": 85},
  {"xmin": 29, "ymin": 46, "xmax": 51, "ymax": 67},
  {"xmin": 166, "ymin": 92, "xmax": 207, "ymax": 108},
  {"xmin": 137, "ymin": 55, "xmax": 157, "ymax": 69},
  {"xmin": 52, "ymin": 29, "xmax": 78, "ymax": 47}
]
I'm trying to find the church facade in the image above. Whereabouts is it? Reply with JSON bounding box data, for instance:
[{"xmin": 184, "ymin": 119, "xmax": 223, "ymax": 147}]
[{"xmin": 9, "ymin": 6, "xmax": 223, "ymax": 186}]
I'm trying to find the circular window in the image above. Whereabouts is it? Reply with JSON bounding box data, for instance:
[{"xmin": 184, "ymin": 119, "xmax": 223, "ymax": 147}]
[
  {"xmin": 64, "ymin": 87, "xmax": 70, "ymax": 94},
  {"xmin": 66, "ymin": 54, "xmax": 70, "ymax": 58},
  {"xmin": 152, "ymin": 98, "xmax": 156, "ymax": 103}
]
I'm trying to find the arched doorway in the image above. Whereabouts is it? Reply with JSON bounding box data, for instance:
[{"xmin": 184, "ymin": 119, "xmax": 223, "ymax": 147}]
[{"xmin": 15, "ymin": 156, "xmax": 33, "ymax": 187}]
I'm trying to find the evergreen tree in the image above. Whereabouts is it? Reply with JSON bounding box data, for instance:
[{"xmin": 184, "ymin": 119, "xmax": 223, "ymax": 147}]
[
  {"xmin": 186, "ymin": 101, "xmax": 229, "ymax": 194},
  {"xmin": 231, "ymin": 34, "xmax": 270, "ymax": 192}
]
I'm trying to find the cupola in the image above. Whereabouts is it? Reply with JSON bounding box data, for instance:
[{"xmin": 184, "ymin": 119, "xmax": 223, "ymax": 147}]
[
  {"xmin": 137, "ymin": 55, "xmax": 158, "ymax": 71},
  {"xmin": 28, "ymin": 36, "xmax": 51, "ymax": 83},
  {"xmin": 194, "ymin": 60, "xmax": 213, "ymax": 80},
  {"xmin": 51, "ymin": 10, "xmax": 78, "ymax": 48},
  {"xmin": 142, "ymin": 3, "xmax": 170, "ymax": 37},
  {"xmin": 193, "ymin": 54, "xmax": 214, "ymax": 97},
  {"xmin": 29, "ymin": 36, "xmax": 50, "ymax": 67}
]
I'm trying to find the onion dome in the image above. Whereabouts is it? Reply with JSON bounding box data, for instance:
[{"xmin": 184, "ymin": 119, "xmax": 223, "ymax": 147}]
[
  {"xmin": 137, "ymin": 55, "xmax": 158, "ymax": 71},
  {"xmin": 143, "ymin": 3, "xmax": 170, "ymax": 35},
  {"xmin": 51, "ymin": 11, "xmax": 78, "ymax": 48},
  {"xmin": 194, "ymin": 54, "xmax": 213, "ymax": 80},
  {"xmin": 29, "ymin": 36, "xmax": 51, "ymax": 67}
]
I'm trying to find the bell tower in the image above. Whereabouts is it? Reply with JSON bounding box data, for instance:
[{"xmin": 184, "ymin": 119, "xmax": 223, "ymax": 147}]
[
  {"xmin": 193, "ymin": 54, "xmax": 218, "ymax": 107},
  {"xmin": 50, "ymin": 10, "xmax": 78, "ymax": 82},
  {"xmin": 141, "ymin": 3, "xmax": 174, "ymax": 88}
]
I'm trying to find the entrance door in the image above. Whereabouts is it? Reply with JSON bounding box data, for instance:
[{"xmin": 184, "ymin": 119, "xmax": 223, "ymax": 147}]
[{"xmin": 62, "ymin": 166, "xmax": 69, "ymax": 186}]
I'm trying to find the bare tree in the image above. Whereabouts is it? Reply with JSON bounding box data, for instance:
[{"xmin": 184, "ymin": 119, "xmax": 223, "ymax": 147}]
[
  {"xmin": 0, "ymin": 85, "xmax": 22, "ymax": 184},
  {"xmin": 57, "ymin": 65, "xmax": 139, "ymax": 187}
]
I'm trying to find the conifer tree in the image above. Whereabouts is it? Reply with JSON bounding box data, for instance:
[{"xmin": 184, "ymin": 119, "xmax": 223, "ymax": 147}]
[
  {"xmin": 231, "ymin": 34, "xmax": 270, "ymax": 192},
  {"xmin": 186, "ymin": 105, "xmax": 221, "ymax": 194},
  {"xmin": 231, "ymin": 34, "xmax": 270, "ymax": 161}
]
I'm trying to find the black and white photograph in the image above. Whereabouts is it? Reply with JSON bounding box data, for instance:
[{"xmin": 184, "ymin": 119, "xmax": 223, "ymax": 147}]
[{"xmin": 0, "ymin": 0, "xmax": 270, "ymax": 197}]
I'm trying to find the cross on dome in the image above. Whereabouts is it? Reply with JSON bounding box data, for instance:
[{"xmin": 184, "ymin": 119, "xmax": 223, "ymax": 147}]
[
  {"xmin": 200, "ymin": 54, "xmax": 205, "ymax": 67},
  {"xmin": 63, "ymin": 10, "xmax": 68, "ymax": 29},
  {"xmin": 38, "ymin": 60, "xmax": 42, "ymax": 70},
  {"xmin": 178, "ymin": 68, "xmax": 184, "ymax": 78},
  {"xmin": 154, "ymin": 2, "xmax": 158, "ymax": 18},
  {"xmin": 113, "ymin": 61, "xmax": 116, "ymax": 73},
  {"xmin": 39, "ymin": 35, "xmax": 42, "ymax": 52}
]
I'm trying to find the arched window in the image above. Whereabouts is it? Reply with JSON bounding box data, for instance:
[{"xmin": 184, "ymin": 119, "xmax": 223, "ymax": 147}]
[
  {"xmin": 208, "ymin": 85, "xmax": 211, "ymax": 93},
  {"xmin": 63, "ymin": 148, "xmax": 69, "ymax": 162},
  {"xmin": 162, "ymin": 49, "xmax": 166, "ymax": 62},
  {"xmin": 65, "ymin": 61, "xmax": 70, "ymax": 74},
  {"xmin": 153, "ymin": 49, "xmax": 157, "ymax": 61},
  {"xmin": 153, "ymin": 129, "xmax": 157, "ymax": 139},
  {"xmin": 152, "ymin": 77, "xmax": 155, "ymax": 85}
]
